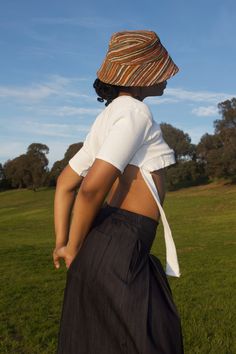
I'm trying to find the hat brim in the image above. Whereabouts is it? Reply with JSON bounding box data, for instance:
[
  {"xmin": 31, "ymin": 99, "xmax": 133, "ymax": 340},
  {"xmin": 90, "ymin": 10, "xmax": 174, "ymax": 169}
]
[{"xmin": 97, "ymin": 54, "xmax": 179, "ymax": 87}]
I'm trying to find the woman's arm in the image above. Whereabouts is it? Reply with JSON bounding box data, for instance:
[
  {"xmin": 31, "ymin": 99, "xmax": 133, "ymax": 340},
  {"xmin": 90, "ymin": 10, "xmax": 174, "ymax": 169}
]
[
  {"xmin": 54, "ymin": 165, "xmax": 84, "ymax": 248},
  {"xmin": 66, "ymin": 158, "xmax": 120, "ymax": 254},
  {"xmin": 53, "ymin": 159, "xmax": 120, "ymax": 269}
]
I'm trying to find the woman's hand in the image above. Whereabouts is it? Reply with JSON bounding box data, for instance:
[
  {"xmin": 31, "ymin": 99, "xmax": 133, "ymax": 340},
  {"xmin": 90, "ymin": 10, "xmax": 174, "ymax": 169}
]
[{"xmin": 53, "ymin": 245, "xmax": 80, "ymax": 270}]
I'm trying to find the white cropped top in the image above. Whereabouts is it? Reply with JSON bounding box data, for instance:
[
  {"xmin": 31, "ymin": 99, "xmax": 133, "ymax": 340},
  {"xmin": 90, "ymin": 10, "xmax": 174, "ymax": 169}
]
[{"xmin": 69, "ymin": 95, "xmax": 181, "ymax": 277}]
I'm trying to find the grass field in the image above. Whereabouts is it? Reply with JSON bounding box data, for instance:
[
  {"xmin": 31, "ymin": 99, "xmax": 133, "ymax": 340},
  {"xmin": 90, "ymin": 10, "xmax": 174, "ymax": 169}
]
[{"xmin": 0, "ymin": 183, "xmax": 235, "ymax": 353}]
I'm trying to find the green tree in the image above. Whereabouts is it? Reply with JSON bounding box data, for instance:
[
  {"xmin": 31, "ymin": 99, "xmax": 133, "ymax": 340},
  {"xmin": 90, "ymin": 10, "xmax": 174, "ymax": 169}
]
[
  {"xmin": 3, "ymin": 143, "xmax": 49, "ymax": 190},
  {"xmin": 160, "ymin": 123, "xmax": 206, "ymax": 189},
  {"xmin": 26, "ymin": 143, "xmax": 49, "ymax": 190},
  {"xmin": 197, "ymin": 98, "xmax": 236, "ymax": 181},
  {"xmin": 160, "ymin": 123, "xmax": 196, "ymax": 161},
  {"xmin": 64, "ymin": 142, "xmax": 83, "ymax": 163},
  {"xmin": 166, "ymin": 160, "xmax": 208, "ymax": 191},
  {"xmin": 3, "ymin": 154, "xmax": 31, "ymax": 189},
  {"xmin": 197, "ymin": 133, "xmax": 223, "ymax": 178},
  {"xmin": 0, "ymin": 162, "xmax": 9, "ymax": 190},
  {"xmin": 49, "ymin": 142, "xmax": 83, "ymax": 186},
  {"xmin": 215, "ymin": 98, "xmax": 236, "ymax": 179}
]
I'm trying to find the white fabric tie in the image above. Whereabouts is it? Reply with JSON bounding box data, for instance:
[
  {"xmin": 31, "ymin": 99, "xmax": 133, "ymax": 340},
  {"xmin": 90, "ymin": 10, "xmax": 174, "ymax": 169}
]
[{"xmin": 140, "ymin": 167, "xmax": 181, "ymax": 277}]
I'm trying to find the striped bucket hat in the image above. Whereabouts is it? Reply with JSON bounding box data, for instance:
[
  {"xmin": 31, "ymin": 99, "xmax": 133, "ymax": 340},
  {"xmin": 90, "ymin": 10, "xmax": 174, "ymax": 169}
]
[{"xmin": 97, "ymin": 30, "xmax": 179, "ymax": 87}]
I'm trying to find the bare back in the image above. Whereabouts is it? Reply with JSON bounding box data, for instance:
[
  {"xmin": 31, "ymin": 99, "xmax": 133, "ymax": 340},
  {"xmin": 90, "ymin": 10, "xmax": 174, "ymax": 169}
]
[{"xmin": 106, "ymin": 164, "xmax": 166, "ymax": 222}]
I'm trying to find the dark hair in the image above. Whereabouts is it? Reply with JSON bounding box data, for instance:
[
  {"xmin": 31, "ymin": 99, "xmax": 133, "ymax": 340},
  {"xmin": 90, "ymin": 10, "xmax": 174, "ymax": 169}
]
[{"xmin": 93, "ymin": 78, "xmax": 121, "ymax": 106}]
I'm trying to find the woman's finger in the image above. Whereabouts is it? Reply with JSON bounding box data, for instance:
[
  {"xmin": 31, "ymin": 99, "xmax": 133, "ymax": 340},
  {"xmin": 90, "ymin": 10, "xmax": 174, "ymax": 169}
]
[
  {"xmin": 53, "ymin": 249, "xmax": 61, "ymax": 269},
  {"xmin": 66, "ymin": 257, "xmax": 74, "ymax": 269},
  {"xmin": 53, "ymin": 246, "xmax": 76, "ymax": 270}
]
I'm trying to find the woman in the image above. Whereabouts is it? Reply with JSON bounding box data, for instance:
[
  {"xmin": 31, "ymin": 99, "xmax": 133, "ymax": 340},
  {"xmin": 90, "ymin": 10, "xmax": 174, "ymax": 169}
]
[{"xmin": 53, "ymin": 30, "xmax": 184, "ymax": 353}]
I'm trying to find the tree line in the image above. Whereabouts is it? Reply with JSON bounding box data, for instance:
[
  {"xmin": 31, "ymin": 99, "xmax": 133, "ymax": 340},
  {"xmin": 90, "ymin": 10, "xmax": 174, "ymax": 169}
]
[{"xmin": 1, "ymin": 98, "xmax": 235, "ymax": 191}]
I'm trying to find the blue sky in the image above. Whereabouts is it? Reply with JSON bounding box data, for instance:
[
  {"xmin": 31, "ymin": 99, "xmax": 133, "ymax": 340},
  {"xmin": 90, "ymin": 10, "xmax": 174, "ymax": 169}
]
[{"xmin": 0, "ymin": 0, "xmax": 235, "ymax": 168}]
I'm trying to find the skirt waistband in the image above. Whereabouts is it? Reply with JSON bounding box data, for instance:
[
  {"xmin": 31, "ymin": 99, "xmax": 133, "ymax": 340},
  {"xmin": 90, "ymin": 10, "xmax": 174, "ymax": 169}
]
[
  {"xmin": 101, "ymin": 201, "xmax": 158, "ymax": 230},
  {"xmin": 91, "ymin": 202, "xmax": 159, "ymax": 252}
]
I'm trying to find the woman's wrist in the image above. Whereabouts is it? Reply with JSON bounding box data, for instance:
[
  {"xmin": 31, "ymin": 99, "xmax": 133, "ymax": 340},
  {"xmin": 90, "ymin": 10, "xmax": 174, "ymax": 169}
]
[
  {"xmin": 66, "ymin": 240, "xmax": 83, "ymax": 254},
  {"xmin": 55, "ymin": 240, "xmax": 67, "ymax": 249}
]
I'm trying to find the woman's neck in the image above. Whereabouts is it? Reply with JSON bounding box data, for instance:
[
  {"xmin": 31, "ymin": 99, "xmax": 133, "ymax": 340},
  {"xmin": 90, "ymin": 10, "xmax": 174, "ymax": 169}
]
[{"xmin": 118, "ymin": 90, "xmax": 143, "ymax": 101}]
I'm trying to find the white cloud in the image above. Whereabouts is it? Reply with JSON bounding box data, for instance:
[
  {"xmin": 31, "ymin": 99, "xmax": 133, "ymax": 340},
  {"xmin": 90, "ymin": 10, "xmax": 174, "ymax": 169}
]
[
  {"xmin": 146, "ymin": 97, "xmax": 179, "ymax": 105},
  {"xmin": 166, "ymin": 88, "xmax": 236, "ymax": 103},
  {"xmin": 0, "ymin": 75, "xmax": 92, "ymax": 102},
  {"xmin": 0, "ymin": 85, "xmax": 55, "ymax": 101},
  {"xmin": 192, "ymin": 106, "xmax": 218, "ymax": 117},
  {"xmin": 22, "ymin": 121, "xmax": 90, "ymax": 138},
  {"xmin": 53, "ymin": 106, "xmax": 102, "ymax": 116},
  {"xmin": 32, "ymin": 16, "xmax": 126, "ymax": 29},
  {"xmin": 148, "ymin": 87, "xmax": 236, "ymax": 105},
  {"xmin": 32, "ymin": 105, "xmax": 102, "ymax": 117}
]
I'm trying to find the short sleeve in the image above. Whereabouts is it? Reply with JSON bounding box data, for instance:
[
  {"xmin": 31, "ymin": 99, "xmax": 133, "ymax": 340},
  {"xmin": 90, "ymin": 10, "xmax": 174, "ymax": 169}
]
[
  {"xmin": 142, "ymin": 122, "xmax": 176, "ymax": 172},
  {"xmin": 68, "ymin": 128, "xmax": 94, "ymax": 177},
  {"xmin": 95, "ymin": 107, "xmax": 152, "ymax": 174}
]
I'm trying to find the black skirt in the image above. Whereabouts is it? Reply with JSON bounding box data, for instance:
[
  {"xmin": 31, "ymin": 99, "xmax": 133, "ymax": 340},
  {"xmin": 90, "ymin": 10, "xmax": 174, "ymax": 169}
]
[{"xmin": 56, "ymin": 202, "xmax": 184, "ymax": 354}]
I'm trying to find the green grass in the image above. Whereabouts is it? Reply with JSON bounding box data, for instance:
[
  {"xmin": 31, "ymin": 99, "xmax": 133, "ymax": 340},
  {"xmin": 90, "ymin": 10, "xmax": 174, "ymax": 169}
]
[{"xmin": 0, "ymin": 183, "xmax": 235, "ymax": 353}]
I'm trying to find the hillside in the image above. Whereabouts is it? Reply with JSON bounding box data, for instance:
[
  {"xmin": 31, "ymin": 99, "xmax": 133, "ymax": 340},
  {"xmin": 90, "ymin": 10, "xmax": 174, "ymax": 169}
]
[{"xmin": 0, "ymin": 183, "xmax": 235, "ymax": 353}]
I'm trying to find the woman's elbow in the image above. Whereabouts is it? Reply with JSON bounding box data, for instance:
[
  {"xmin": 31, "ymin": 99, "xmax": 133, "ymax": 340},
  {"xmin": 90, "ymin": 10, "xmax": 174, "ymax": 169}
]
[
  {"xmin": 78, "ymin": 183, "xmax": 99, "ymax": 201},
  {"xmin": 56, "ymin": 165, "xmax": 83, "ymax": 192}
]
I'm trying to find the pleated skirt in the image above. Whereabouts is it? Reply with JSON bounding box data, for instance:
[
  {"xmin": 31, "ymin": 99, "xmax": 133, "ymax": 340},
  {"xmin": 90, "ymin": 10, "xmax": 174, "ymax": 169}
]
[{"xmin": 56, "ymin": 202, "xmax": 184, "ymax": 354}]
